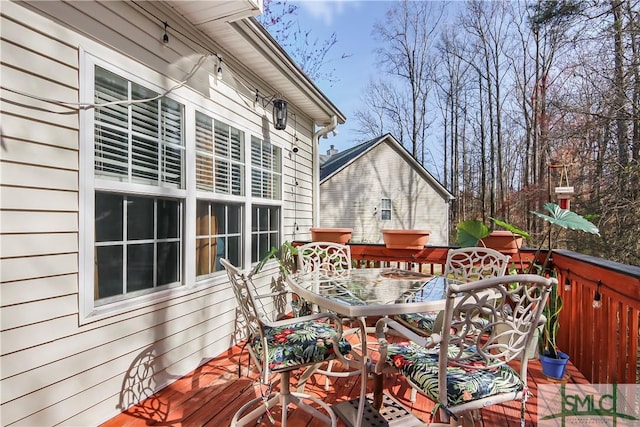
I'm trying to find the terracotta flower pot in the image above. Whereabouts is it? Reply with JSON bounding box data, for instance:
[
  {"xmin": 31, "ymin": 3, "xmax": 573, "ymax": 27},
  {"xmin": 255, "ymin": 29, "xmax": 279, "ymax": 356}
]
[
  {"xmin": 382, "ymin": 229, "xmax": 430, "ymax": 250},
  {"xmin": 309, "ymin": 228, "xmax": 353, "ymax": 244},
  {"xmin": 480, "ymin": 230, "xmax": 522, "ymax": 254}
]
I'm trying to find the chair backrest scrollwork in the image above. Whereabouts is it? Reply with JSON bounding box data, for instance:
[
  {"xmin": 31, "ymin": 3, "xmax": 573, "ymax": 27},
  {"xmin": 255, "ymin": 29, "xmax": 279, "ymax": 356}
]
[
  {"xmin": 297, "ymin": 242, "xmax": 352, "ymax": 277},
  {"xmin": 220, "ymin": 258, "xmax": 264, "ymax": 343},
  {"xmin": 444, "ymin": 247, "xmax": 511, "ymax": 282},
  {"xmin": 437, "ymin": 273, "xmax": 555, "ymax": 406}
]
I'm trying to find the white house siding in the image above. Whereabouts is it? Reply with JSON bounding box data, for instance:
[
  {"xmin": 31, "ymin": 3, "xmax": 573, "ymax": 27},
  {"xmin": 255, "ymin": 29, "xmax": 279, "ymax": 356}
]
[
  {"xmin": 0, "ymin": 1, "xmax": 315, "ymax": 425},
  {"xmin": 319, "ymin": 141, "xmax": 449, "ymax": 245}
]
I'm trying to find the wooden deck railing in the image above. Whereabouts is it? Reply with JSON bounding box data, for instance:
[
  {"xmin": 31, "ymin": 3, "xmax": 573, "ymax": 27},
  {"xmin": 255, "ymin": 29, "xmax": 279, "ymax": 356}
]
[
  {"xmin": 293, "ymin": 242, "xmax": 640, "ymax": 384},
  {"xmin": 551, "ymin": 250, "xmax": 640, "ymax": 384}
]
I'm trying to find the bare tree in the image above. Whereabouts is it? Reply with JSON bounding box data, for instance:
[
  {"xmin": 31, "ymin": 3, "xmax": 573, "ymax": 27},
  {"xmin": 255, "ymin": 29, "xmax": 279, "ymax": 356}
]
[
  {"xmin": 258, "ymin": 0, "xmax": 347, "ymax": 84},
  {"xmin": 435, "ymin": 25, "xmax": 473, "ymax": 225},
  {"xmin": 354, "ymin": 0, "xmax": 443, "ymax": 164},
  {"xmin": 348, "ymin": 0, "xmax": 640, "ymax": 264}
]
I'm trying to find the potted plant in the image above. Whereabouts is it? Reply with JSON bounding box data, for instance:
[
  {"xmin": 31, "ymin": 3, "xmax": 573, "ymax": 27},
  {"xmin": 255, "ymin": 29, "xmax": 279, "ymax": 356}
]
[
  {"xmin": 381, "ymin": 229, "xmax": 431, "ymax": 250},
  {"xmin": 309, "ymin": 227, "xmax": 353, "ymax": 244},
  {"xmin": 457, "ymin": 207, "xmax": 599, "ymax": 372},
  {"xmin": 252, "ymin": 241, "xmax": 312, "ymax": 317},
  {"xmin": 536, "ymin": 272, "xmax": 570, "ymax": 378},
  {"xmin": 456, "ymin": 218, "xmax": 530, "ymax": 255},
  {"xmin": 529, "ymin": 203, "xmax": 600, "ymax": 379}
]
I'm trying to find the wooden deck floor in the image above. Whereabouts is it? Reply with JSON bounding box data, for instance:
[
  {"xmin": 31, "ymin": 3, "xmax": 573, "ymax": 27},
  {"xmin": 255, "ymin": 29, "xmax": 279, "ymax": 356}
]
[{"xmin": 101, "ymin": 335, "xmax": 589, "ymax": 427}]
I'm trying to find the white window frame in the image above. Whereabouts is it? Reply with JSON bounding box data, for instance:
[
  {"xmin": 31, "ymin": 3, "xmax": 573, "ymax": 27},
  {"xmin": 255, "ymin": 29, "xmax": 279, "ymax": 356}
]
[
  {"xmin": 79, "ymin": 48, "xmax": 285, "ymax": 323},
  {"xmin": 381, "ymin": 198, "xmax": 392, "ymax": 221}
]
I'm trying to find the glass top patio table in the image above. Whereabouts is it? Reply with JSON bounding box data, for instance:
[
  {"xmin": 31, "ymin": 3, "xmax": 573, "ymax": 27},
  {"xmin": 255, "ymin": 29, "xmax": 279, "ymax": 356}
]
[{"xmin": 287, "ymin": 267, "xmax": 460, "ymax": 318}]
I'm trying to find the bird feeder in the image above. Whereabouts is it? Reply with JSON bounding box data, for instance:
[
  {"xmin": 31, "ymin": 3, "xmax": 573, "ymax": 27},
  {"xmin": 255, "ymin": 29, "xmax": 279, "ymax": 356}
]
[{"xmin": 554, "ymin": 165, "xmax": 574, "ymax": 210}]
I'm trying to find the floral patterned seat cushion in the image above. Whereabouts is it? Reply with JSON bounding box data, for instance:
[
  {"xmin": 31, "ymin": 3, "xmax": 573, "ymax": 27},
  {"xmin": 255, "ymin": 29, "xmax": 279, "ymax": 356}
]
[
  {"xmin": 385, "ymin": 343, "xmax": 524, "ymax": 406},
  {"xmin": 253, "ymin": 320, "xmax": 353, "ymax": 372},
  {"xmin": 395, "ymin": 313, "xmax": 492, "ymax": 336},
  {"xmin": 395, "ymin": 312, "xmax": 438, "ymax": 334}
]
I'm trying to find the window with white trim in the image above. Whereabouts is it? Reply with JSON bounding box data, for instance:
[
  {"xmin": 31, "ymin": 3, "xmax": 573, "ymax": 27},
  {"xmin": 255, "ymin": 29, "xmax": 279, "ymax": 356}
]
[
  {"xmin": 196, "ymin": 201, "xmax": 242, "ymax": 277},
  {"xmin": 251, "ymin": 205, "xmax": 280, "ymax": 263},
  {"xmin": 95, "ymin": 193, "xmax": 181, "ymax": 299},
  {"xmin": 93, "ymin": 66, "xmax": 185, "ymax": 304},
  {"xmin": 84, "ymin": 55, "xmax": 285, "ymax": 315},
  {"xmin": 250, "ymin": 137, "xmax": 282, "ymax": 262},
  {"xmin": 195, "ymin": 111, "xmax": 244, "ymax": 195},
  {"xmin": 251, "ymin": 136, "xmax": 282, "ymax": 199},
  {"xmin": 381, "ymin": 198, "xmax": 392, "ymax": 221},
  {"xmin": 95, "ymin": 67, "xmax": 184, "ymax": 187}
]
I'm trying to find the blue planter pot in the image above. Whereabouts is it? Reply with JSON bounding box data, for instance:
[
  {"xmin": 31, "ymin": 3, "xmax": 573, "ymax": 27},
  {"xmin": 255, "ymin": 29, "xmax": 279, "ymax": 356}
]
[{"xmin": 540, "ymin": 351, "xmax": 570, "ymax": 379}]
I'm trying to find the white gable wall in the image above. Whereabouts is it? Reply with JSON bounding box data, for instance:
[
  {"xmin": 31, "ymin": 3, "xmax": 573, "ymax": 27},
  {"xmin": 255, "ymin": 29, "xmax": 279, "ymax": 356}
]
[
  {"xmin": 319, "ymin": 141, "xmax": 450, "ymax": 245},
  {"xmin": 0, "ymin": 1, "xmax": 316, "ymax": 425}
]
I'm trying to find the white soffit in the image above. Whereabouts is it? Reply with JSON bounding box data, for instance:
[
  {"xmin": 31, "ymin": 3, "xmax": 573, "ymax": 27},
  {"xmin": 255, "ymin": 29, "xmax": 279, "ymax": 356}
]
[
  {"xmin": 168, "ymin": 0, "xmax": 263, "ymax": 24},
  {"xmin": 164, "ymin": 1, "xmax": 345, "ymax": 126}
]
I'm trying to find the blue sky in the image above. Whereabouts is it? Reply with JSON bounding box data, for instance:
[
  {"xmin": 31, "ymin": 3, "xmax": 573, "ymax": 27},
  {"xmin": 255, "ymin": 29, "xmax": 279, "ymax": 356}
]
[{"xmin": 294, "ymin": 1, "xmax": 395, "ymax": 155}]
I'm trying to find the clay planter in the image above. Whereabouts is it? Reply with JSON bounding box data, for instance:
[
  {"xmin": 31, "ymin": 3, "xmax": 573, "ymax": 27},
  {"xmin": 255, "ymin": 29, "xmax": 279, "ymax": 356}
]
[
  {"xmin": 309, "ymin": 228, "xmax": 353, "ymax": 244},
  {"xmin": 480, "ymin": 230, "xmax": 522, "ymax": 254},
  {"xmin": 382, "ymin": 229, "xmax": 430, "ymax": 250}
]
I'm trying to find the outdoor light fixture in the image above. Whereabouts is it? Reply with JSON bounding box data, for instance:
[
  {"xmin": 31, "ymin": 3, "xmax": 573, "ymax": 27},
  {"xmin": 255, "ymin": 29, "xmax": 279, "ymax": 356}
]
[
  {"xmin": 592, "ymin": 290, "xmax": 602, "ymax": 308},
  {"xmin": 272, "ymin": 99, "xmax": 288, "ymax": 130},
  {"xmin": 564, "ymin": 277, "xmax": 571, "ymax": 291},
  {"xmin": 592, "ymin": 281, "xmax": 602, "ymax": 308},
  {"xmin": 162, "ymin": 22, "xmax": 169, "ymax": 45},
  {"xmin": 217, "ymin": 57, "xmax": 223, "ymax": 79}
]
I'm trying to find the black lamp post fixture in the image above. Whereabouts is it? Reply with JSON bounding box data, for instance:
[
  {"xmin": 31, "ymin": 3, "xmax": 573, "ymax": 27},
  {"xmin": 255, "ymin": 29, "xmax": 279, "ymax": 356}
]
[{"xmin": 272, "ymin": 99, "xmax": 288, "ymax": 130}]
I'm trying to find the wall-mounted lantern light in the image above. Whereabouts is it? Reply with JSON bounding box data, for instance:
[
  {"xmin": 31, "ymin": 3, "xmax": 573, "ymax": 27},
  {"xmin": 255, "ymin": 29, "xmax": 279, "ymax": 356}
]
[{"xmin": 272, "ymin": 99, "xmax": 288, "ymax": 130}]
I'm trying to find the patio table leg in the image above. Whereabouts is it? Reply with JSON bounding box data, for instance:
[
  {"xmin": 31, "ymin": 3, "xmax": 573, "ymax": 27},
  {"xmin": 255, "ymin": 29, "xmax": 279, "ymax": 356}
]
[{"xmin": 372, "ymin": 373, "xmax": 384, "ymax": 410}]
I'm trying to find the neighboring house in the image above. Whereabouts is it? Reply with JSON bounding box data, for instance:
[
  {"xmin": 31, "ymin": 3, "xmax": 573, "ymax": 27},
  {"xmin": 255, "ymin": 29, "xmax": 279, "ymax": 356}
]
[
  {"xmin": 0, "ymin": 1, "xmax": 344, "ymax": 425},
  {"xmin": 319, "ymin": 134, "xmax": 454, "ymax": 245}
]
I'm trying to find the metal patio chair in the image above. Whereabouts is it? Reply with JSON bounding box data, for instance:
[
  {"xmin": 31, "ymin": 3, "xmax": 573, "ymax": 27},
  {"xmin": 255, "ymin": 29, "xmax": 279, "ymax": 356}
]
[
  {"xmin": 221, "ymin": 258, "xmax": 355, "ymax": 427},
  {"xmin": 395, "ymin": 246, "xmax": 511, "ymax": 337},
  {"xmin": 376, "ymin": 274, "xmax": 555, "ymax": 427},
  {"xmin": 294, "ymin": 241, "xmax": 364, "ymax": 392},
  {"xmin": 395, "ymin": 246, "xmax": 511, "ymax": 402}
]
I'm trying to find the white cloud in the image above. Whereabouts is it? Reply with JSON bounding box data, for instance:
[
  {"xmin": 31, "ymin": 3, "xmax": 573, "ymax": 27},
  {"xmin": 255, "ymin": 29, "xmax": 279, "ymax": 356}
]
[{"xmin": 297, "ymin": 1, "xmax": 354, "ymax": 26}]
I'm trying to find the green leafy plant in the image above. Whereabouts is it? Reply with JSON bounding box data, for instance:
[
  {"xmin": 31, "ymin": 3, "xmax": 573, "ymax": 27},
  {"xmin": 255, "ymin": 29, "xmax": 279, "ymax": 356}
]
[
  {"xmin": 251, "ymin": 241, "xmax": 312, "ymax": 317},
  {"xmin": 456, "ymin": 217, "xmax": 531, "ymax": 247},
  {"xmin": 538, "ymin": 268, "xmax": 563, "ymax": 359},
  {"xmin": 530, "ymin": 203, "xmax": 600, "ymax": 359},
  {"xmin": 457, "ymin": 204, "xmax": 600, "ymax": 360},
  {"xmin": 252, "ymin": 241, "xmax": 298, "ymax": 277}
]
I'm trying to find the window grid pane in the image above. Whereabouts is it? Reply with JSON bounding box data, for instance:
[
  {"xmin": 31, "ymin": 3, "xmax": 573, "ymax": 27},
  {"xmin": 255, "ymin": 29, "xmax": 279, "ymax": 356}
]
[
  {"xmin": 195, "ymin": 112, "xmax": 244, "ymax": 195},
  {"xmin": 381, "ymin": 198, "xmax": 392, "ymax": 221},
  {"xmin": 251, "ymin": 205, "xmax": 280, "ymax": 263},
  {"xmin": 95, "ymin": 193, "xmax": 183, "ymax": 303},
  {"xmin": 196, "ymin": 201, "xmax": 243, "ymax": 277},
  {"xmin": 94, "ymin": 66, "xmax": 185, "ymax": 189},
  {"xmin": 195, "ymin": 112, "xmax": 214, "ymax": 191},
  {"xmin": 250, "ymin": 137, "xmax": 282, "ymax": 200}
]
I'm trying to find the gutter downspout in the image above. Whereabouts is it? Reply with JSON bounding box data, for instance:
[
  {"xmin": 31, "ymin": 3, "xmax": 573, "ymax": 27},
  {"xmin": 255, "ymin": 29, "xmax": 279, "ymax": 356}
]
[{"xmin": 312, "ymin": 115, "xmax": 338, "ymax": 227}]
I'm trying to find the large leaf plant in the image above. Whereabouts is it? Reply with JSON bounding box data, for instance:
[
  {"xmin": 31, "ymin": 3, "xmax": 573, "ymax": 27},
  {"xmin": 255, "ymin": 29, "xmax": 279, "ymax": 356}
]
[
  {"xmin": 457, "ymin": 204, "xmax": 600, "ymax": 359},
  {"xmin": 530, "ymin": 203, "xmax": 600, "ymax": 359}
]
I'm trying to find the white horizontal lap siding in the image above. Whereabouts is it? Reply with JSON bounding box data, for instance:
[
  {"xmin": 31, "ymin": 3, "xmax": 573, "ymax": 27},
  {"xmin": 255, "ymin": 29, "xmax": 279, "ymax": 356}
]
[
  {"xmin": 319, "ymin": 141, "xmax": 449, "ymax": 245},
  {"xmin": 0, "ymin": 1, "xmax": 312, "ymax": 426},
  {"xmin": 2, "ymin": 288, "xmax": 238, "ymax": 426},
  {"xmin": 1, "ymin": 7, "xmax": 83, "ymax": 422},
  {"xmin": 1, "ymin": 0, "xmax": 85, "ymax": 421},
  {"xmin": 283, "ymin": 129, "xmax": 314, "ymax": 240}
]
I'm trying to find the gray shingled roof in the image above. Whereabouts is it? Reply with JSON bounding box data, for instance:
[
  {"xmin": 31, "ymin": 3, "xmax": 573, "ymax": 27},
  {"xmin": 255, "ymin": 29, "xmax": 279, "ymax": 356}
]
[
  {"xmin": 319, "ymin": 133, "xmax": 454, "ymax": 200},
  {"xmin": 319, "ymin": 134, "xmax": 387, "ymax": 181}
]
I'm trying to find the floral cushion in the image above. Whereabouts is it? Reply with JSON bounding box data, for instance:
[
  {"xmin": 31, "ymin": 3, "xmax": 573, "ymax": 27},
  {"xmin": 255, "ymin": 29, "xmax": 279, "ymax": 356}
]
[
  {"xmin": 385, "ymin": 343, "xmax": 524, "ymax": 406},
  {"xmin": 395, "ymin": 312, "xmax": 438, "ymax": 334},
  {"xmin": 395, "ymin": 313, "xmax": 492, "ymax": 337},
  {"xmin": 253, "ymin": 320, "xmax": 352, "ymax": 372}
]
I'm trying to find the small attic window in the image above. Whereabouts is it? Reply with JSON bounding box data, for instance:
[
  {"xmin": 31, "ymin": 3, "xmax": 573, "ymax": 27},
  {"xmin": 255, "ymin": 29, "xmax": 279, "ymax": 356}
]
[{"xmin": 381, "ymin": 198, "xmax": 392, "ymax": 221}]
